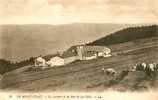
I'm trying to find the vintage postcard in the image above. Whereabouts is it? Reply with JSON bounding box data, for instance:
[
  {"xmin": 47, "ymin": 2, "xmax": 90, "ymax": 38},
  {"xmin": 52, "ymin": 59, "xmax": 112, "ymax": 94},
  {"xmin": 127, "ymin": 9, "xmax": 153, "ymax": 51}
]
[{"xmin": 0, "ymin": 0, "xmax": 158, "ymax": 100}]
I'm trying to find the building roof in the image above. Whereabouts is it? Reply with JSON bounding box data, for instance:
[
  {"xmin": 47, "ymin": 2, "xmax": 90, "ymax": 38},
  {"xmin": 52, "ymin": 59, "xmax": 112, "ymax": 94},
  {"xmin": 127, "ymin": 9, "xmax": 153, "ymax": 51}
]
[
  {"xmin": 50, "ymin": 56, "xmax": 64, "ymax": 61},
  {"xmin": 62, "ymin": 45, "xmax": 111, "ymax": 58},
  {"xmin": 82, "ymin": 46, "xmax": 111, "ymax": 52},
  {"xmin": 43, "ymin": 54, "xmax": 60, "ymax": 61},
  {"xmin": 62, "ymin": 46, "xmax": 78, "ymax": 58}
]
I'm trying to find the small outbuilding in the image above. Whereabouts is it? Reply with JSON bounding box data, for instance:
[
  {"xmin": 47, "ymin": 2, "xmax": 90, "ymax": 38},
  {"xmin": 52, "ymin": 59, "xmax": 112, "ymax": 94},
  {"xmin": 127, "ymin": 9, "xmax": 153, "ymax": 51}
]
[{"xmin": 34, "ymin": 56, "xmax": 46, "ymax": 67}]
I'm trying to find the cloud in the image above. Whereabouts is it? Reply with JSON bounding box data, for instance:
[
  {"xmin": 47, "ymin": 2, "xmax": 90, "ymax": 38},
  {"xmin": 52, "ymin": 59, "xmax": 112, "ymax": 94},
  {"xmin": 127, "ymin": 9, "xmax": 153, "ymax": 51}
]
[{"xmin": 0, "ymin": 0, "xmax": 158, "ymax": 24}]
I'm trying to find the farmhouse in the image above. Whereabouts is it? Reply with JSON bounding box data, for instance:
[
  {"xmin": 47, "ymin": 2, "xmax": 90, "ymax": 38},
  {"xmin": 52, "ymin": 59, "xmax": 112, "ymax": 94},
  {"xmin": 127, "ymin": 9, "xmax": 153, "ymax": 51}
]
[
  {"xmin": 46, "ymin": 56, "xmax": 65, "ymax": 67},
  {"xmin": 34, "ymin": 45, "xmax": 111, "ymax": 68},
  {"xmin": 46, "ymin": 55, "xmax": 79, "ymax": 67},
  {"xmin": 63, "ymin": 45, "xmax": 111, "ymax": 60},
  {"xmin": 76, "ymin": 45, "xmax": 111, "ymax": 60}
]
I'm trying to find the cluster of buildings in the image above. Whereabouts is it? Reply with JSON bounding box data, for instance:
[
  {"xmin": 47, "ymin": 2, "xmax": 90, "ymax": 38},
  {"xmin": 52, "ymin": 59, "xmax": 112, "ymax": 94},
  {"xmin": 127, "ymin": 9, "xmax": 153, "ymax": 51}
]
[{"xmin": 34, "ymin": 45, "xmax": 112, "ymax": 68}]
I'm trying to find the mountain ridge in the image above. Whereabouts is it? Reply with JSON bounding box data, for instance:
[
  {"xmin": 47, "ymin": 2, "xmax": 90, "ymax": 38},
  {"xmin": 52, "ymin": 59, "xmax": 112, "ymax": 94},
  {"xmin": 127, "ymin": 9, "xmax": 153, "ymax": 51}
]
[{"xmin": 88, "ymin": 25, "xmax": 158, "ymax": 46}]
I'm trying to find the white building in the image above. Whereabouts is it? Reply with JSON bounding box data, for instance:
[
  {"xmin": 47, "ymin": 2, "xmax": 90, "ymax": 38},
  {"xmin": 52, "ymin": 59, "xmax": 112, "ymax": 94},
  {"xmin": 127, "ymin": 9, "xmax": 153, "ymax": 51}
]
[
  {"xmin": 46, "ymin": 56, "xmax": 65, "ymax": 67},
  {"xmin": 34, "ymin": 57, "xmax": 46, "ymax": 67}
]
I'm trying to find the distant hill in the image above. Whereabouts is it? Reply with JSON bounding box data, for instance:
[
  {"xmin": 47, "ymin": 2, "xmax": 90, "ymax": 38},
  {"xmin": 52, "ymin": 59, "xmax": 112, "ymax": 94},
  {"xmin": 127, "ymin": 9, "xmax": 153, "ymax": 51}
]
[
  {"xmin": 0, "ymin": 23, "xmax": 137, "ymax": 61},
  {"xmin": 88, "ymin": 25, "xmax": 158, "ymax": 46}
]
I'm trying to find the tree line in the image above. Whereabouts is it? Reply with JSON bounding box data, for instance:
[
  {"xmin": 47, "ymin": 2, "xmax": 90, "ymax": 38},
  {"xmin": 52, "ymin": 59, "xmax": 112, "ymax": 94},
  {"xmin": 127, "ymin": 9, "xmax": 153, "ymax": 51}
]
[
  {"xmin": 0, "ymin": 57, "xmax": 35, "ymax": 74},
  {"xmin": 88, "ymin": 25, "xmax": 158, "ymax": 46}
]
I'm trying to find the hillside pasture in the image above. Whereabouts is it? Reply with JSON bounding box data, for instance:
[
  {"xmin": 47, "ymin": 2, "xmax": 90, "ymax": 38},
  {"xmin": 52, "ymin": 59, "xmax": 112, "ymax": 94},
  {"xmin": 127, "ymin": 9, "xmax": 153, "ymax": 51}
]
[{"xmin": 0, "ymin": 38, "xmax": 158, "ymax": 92}]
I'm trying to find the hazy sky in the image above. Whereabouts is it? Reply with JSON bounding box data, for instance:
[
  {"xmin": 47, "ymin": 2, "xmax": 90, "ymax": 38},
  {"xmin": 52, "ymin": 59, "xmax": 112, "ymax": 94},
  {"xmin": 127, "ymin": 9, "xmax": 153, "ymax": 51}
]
[{"xmin": 0, "ymin": 0, "xmax": 158, "ymax": 24}]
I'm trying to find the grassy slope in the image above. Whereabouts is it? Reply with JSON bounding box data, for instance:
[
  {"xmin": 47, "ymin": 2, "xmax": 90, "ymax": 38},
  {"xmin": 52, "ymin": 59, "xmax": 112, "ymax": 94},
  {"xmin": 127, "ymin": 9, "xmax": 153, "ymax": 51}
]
[
  {"xmin": 1, "ymin": 25, "xmax": 158, "ymax": 91},
  {"xmin": 1, "ymin": 37, "xmax": 158, "ymax": 92},
  {"xmin": 0, "ymin": 24, "xmax": 156, "ymax": 75}
]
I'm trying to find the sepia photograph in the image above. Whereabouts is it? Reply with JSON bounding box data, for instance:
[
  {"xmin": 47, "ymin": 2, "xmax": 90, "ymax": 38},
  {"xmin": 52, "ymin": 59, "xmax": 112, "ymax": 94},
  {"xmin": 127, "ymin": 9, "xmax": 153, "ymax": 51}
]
[{"xmin": 0, "ymin": 0, "xmax": 158, "ymax": 100}]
